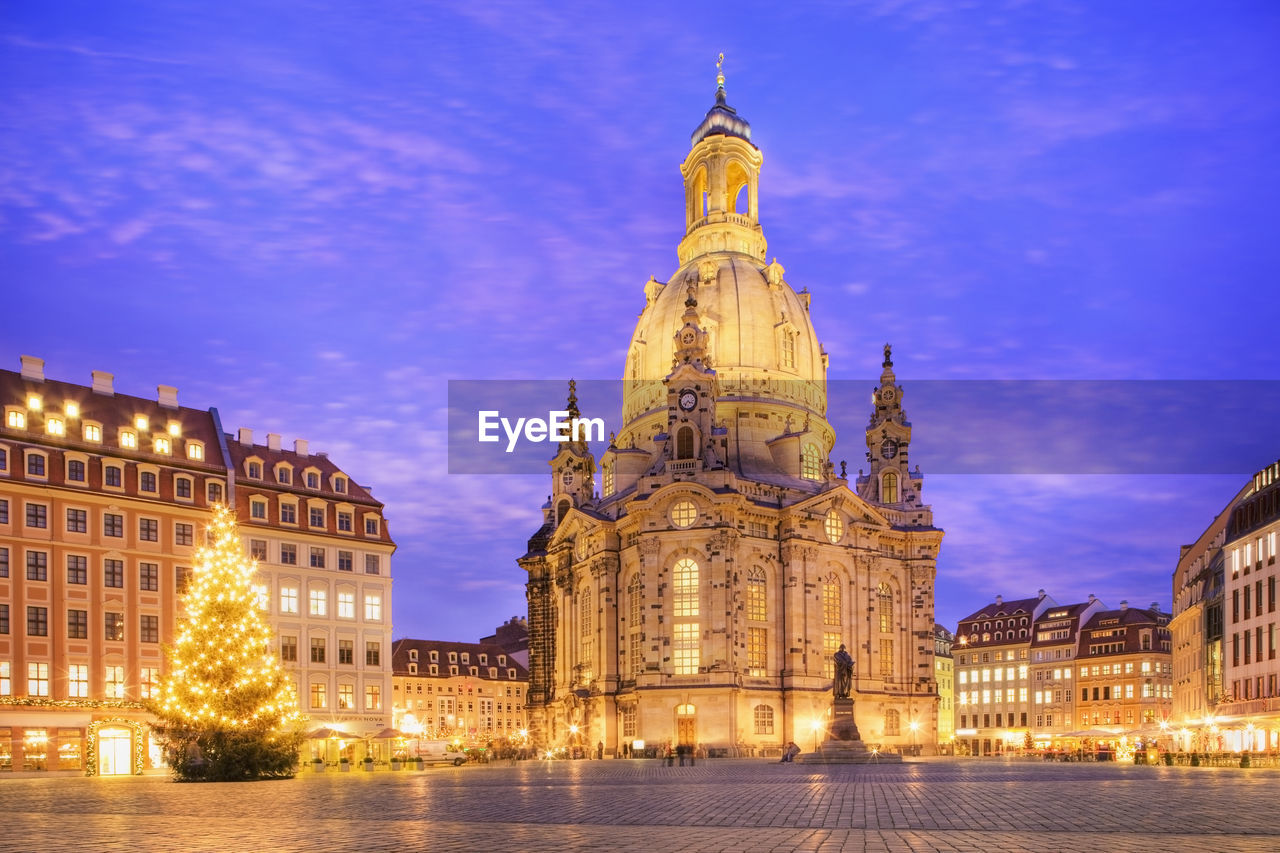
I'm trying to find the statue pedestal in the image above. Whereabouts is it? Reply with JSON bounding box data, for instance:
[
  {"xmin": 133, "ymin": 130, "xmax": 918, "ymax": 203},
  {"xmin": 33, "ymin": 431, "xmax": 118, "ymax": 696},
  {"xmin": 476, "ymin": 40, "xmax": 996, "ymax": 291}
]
[{"xmin": 797, "ymin": 698, "xmax": 903, "ymax": 764}]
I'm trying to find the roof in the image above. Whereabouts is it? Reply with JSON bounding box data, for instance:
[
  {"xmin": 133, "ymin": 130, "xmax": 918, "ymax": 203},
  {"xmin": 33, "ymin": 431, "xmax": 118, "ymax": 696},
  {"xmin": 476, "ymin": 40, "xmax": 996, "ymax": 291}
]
[
  {"xmin": 690, "ymin": 87, "xmax": 753, "ymax": 147},
  {"xmin": 224, "ymin": 436, "xmax": 381, "ymax": 507},
  {"xmin": 958, "ymin": 595, "xmax": 1045, "ymax": 623},
  {"xmin": 391, "ymin": 639, "xmax": 530, "ymax": 681}
]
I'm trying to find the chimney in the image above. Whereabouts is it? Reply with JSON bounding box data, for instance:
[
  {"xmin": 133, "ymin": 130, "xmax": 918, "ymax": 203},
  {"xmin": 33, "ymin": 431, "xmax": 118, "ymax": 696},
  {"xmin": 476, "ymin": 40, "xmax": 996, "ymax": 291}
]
[
  {"xmin": 19, "ymin": 355, "xmax": 45, "ymax": 382},
  {"xmin": 267, "ymin": 433, "xmax": 281, "ymax": 451},
  {"xmin": 995, "ymin": 595, "xmax": 1003, "ymax": 605},
  {"xmin": 238, "ymin": 428, "xmax": 253, "ymax": 446},
  {"xmin": 91, "ymin": 370, "xmax": 114, "ymax": 396},
  {"xmin": 1037, "ymin": 588, "xmax": 1046, "ymax": 598},
  {"xmin": 1151, "ymin": 601, "xmax": 1160, "ymax": 611},
  {"xmin": 157, "ymin": 385, "xmax": 179, "ymax": 410},
  {"xmin": 1120, "ymin": 600, "xmax": 1128, "ymax": 610},
  {"xmin": 294, "ymin": 439, "xmax": 309, "ymax": 457}
]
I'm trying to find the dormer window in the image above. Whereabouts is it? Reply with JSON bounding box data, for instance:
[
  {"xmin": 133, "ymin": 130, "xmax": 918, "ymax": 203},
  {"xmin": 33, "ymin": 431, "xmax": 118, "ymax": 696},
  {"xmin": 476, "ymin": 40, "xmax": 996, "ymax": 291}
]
[
  {"xmin": 65, "ymin": 401, "xmax": 79, "ymax": 418},
  {"xmin": 154, "ymin": 437, "xmax": 171, "ymax": 454},
  {"xmin": 430, "ymin": 650, "xmax": 438, "ymax": 662},
  {"xmin": 186, "ymin": 442, "xmax": 204, "ymax": 461},
  {"xmin": 5, "ymin": 410, "xmax": 25, "ymax": 429},
  {"xmin": 134, "ymin": 415, "xmax": 148, "ymax": 431},
  {"xmin": 409, "ymin": 649, "xmax": 418, "ymax": 661},
  {"xmin": 120, "ymin": 429, "xmax": 137, "ymax": 449},
  {"xmin": 305, "ymin": 470, "xmax": 319, "ymax": 489},
  {"xmin": 277, "ymin": 466, "xmax": 292, "ymax": 485},
  {"xmin": 333, "ymin": 476, "xmax": 347, "ymax": 493},
  {"xmin": 365, "ymin": 516, "xmax": 380, "ymax": 536},
  {"xmin": 247, "ymin": 461, "xmax": 262, "ymax": 479},
  {"xmin": 479, "ymin": 654, "xmax": 488, "ymax": 665},
  {"xmin": 167, "ymin": 421, "xmax": 181, "ymax": 437},
  {"xmin": 46, "ymin": 417, "xmax": 64, "ymax": 436},
  {"xmin": 27, "ymin": 395, "xmax": 42, "ymax": 411},
  {"xmin": 83, "ymin": 423, "xmax": 101, "ymax": 442}
]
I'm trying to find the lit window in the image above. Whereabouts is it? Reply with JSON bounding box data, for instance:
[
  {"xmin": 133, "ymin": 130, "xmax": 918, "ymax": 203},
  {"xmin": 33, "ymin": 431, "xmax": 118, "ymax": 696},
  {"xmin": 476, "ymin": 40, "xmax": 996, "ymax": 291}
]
[
  {"xmin": 801, "ymin": 444, "xmax": 821, "ymax": 480},
  {"xmin": 824, "ymin": 509, "xmax": 843, "ymax": 543},
  {"xmin": 65, "ymin": 401, "xmax": 79, "ymax": 418},
  {"xmin": 365, "ymin": 684, "xmax": 381, "ymax": 710},
  {"xmin": 673, "ymin": 623, "xmax": 699, "ymax": 674},
  {"xmin": 134, "ymin": 416, "xmax": 148, "ymax": 431},
  {"xmin": 28, "ymin": 662, "xmax": 49, "ymax": 696},
  {"xmin": 68, "ymin": 664, "xmax": 89, "ymax": 698},
  {"xmin": 823, "ymin": 576, "xmax": 841, "ymax": 626},
  {"xmin": 309, "ymin": 589, "xmax": 327, "ymax": 616},
  {"xmin": 603, "ymin": 464, "xmax": 614, "ymax": 497},
  {"xmin": 280, "ymin": 587, "xmax": 299, "ymax": 614},
  {"xmin": 187, "ymin": 442, "xmax": 203, "ymax": 460},
  {"xmin": 6, "ymin": 410, "xmax": 24, "ymax": 428},
  {"xmin": 747, "ymin": 566, "xmax": 767, "ymax": 621},
  {"xmin": 46, "ymin": 417, "xmax": 64, "ymax": 436},
  {"xmin": 338, "ymin": 591, "xmax": 355, "ymax": 618},
  {"xmin": 338, "ymin": 684, "xmax": 354, "ymax": 708},
  {"xmin": 140, "ymin": 667, "xmax": 160, "ymax": 700},
  {"xmin": 252, "ymin": 584, "xmax": 269, "ymax": 611},
  {"xmin": 167, "ymin": 421, "xmax": 181, "ymax": 437},
  {"xmin": 83, "ymin": 423, "xmax": 101, "ymax": 442},
  {"xmin": 310, "ymin": 682, "xmax": 327, "ymax": 709},
  {"xmin": 27, "ymin": 395, "xmax": 42, "ymax": 410},
  {"xmin": 747, "ymin": 626, "xmax": 767, "ymax": 676},
  {"xmin": 882, "ymin": 471, "xmax": 899, "ymax": 503},
  {"xmin": 673, "ymin": 557, "xmax": 699, "ymax": 617},
  {"xmin": 670, "ymin": 500, "xmax": 697, "ymax": 528},
  {"xmin": 365, "ymin": 594, "xmax": 382, "ymax": 621},
  {"xmin": 120, "ymin": 430, "xmax": 137, "ymax": 449},
  {"xmin": 154, "ymin": 437, "xmax": 170, "ymax": 454},
  {"xmin": 105, "ymin": 665, "xmax": 126, "ymax": 699}
]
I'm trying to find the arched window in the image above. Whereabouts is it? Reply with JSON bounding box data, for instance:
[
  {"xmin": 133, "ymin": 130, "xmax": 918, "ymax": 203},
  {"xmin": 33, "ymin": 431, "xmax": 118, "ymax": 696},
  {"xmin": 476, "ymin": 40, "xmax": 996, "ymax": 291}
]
[
  {"xmin": 556, "ymin": 499, "xmax": 570, "ymax": 525},
  {"xmin": 578, "ymin": 588, "xmax": 594, "ymax": 685},
  {"xmin": 781, "ymin": 332, "xmax": 796, "ymax": 369},
  {"xmin": 823, "ymin": 576, "xmax": 841, "ymax": 627},
  {"xmin": 603, "ymin": 464, "xmax": 615, "ymax": 497},
  {"xmin": 885, "ymin": 708, "xmax": 901, "ymax": 736},
  {"xmin": 753, "ymin": 704, "xmax": 774, "ymax": 735},
  {"xmin": 801, "ymin": 444, "xmax": 821, "ymax": 480},
  {"xmin": 673, "ymin": 558, "xmax": 699, "ymax": 617},
  {"xmin": 676, "ymin": 426, "xmax": 695, "ymax": 460},
  {"xmin": 878, "ymin": 583, "xmax": 893, "ymax": 633},
  {"xmin": 628, "ymin": 574, "xmax": 644, "ymax": 678},
  {"xmin": 882, "ymin": 471, "xmax": 898, "ymax": 503},
  {"xmin": 747, "ymin": 566, "xmax": 767, "ymax": 621}
]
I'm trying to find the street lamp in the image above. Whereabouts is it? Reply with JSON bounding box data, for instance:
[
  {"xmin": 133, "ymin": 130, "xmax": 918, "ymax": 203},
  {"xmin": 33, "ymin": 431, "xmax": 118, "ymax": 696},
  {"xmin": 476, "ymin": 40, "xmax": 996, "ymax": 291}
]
[
  {"xmin": 908, "ymin": 720, "xmax": 920, "ymax": 756},
  {"xmin": 810, "ymin": 718, "xmax": 824, "ymax": 752}
]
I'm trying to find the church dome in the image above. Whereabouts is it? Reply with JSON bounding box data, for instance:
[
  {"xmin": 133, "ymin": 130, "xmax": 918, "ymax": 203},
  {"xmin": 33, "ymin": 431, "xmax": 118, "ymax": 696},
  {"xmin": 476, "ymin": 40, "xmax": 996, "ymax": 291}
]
[{"xmin": 621, "ymin": 255, "xmax": 828, "ymax": 430}]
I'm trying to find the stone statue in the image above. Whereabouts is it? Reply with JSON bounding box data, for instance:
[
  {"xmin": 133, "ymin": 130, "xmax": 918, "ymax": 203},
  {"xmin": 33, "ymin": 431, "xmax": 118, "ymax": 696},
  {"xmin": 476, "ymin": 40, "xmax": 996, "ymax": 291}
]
[{"xmin": 833, "ymin": 643, "xmax": 854, "ymax": 699}]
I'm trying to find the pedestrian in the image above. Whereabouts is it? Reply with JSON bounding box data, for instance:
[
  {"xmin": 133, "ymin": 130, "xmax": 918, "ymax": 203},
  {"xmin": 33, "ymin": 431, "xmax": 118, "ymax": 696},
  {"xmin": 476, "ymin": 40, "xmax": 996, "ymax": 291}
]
[{"xmin": 597, "ymin": 741, "xmax": 604, "ymax": 761}]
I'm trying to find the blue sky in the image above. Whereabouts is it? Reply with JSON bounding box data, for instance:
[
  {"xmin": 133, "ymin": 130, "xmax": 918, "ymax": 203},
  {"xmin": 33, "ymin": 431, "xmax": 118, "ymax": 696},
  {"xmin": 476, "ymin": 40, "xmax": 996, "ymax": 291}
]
[{"xmin": 3, "ymin": 1, "xmax": 1278, "ymax": 640}]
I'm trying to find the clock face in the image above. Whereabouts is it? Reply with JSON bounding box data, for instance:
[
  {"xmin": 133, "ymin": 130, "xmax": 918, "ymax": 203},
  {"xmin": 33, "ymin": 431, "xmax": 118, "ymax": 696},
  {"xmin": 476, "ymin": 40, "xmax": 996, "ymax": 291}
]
[
  {"xmin": 880, "ymin": 438, "xmax": 898, "ymax": 460},
  {"xmin": 679, "ymin": 390, "xmax": 697, "ymax": 412},
  {"xmin": 881, "ymin": 388, "xmax": 896, "ymax": 404}
]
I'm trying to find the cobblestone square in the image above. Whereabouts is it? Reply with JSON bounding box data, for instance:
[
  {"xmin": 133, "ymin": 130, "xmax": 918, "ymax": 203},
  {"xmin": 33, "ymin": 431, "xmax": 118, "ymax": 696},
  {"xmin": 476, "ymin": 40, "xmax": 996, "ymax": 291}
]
[{"xmin": 5, "ymin": 757, "xmax": 1279, "ymax": 852}]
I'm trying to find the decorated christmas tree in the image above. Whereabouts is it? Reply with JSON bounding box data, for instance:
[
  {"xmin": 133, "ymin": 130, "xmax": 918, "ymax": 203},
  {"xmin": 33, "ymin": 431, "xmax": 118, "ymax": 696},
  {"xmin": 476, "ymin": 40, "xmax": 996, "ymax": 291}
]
[{"xmin": 150, "ymin": 503, "xmax": 303, "ymax": 781}]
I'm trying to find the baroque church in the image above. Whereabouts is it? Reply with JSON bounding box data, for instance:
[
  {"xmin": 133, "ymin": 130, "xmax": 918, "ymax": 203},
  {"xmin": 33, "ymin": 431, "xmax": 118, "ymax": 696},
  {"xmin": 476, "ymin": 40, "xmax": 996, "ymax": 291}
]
[{"xmin": 520, "ymin": 68, "xmax": 943, "ymax": 756}]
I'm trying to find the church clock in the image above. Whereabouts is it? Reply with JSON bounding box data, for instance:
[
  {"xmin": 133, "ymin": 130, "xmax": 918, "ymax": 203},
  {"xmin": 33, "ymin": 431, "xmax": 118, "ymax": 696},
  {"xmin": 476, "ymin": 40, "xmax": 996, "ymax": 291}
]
[{"xmin": 678, "ymin": 389, "xmax": 697, "ymax": 411}]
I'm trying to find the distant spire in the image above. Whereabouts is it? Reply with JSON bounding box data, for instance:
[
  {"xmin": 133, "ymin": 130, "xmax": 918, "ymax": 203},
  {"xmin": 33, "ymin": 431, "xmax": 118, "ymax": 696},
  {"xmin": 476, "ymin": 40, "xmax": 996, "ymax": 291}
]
[{"xmin": 566, "ymin": 379, "xmax": 580, "ymax": 421}]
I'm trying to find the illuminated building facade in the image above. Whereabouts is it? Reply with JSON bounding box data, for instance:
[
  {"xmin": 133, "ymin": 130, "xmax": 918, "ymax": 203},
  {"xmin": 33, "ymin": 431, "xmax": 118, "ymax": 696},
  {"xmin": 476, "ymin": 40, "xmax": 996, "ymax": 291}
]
[
  {"xmin": 391, "ymin": 639, "xmax": 528, "ymax": 742},
  {"xmin": 933, "ymin": 624, "xmax": 954, "ymax": 749},
  {"xmin": 0, "ymin": 356, "xmax": 394, "ymax": 773},
  {"xmin": 521, "ymin": 73, "xmax": 943, "ymax": 757},
  {"xmin": 1075, "ymin": 602, "xmax": 1172, "ymax": 731},
  {"xmin": 953, "ymin": 592, "xmax": 1054, "ymax": 756},
  {"xmin": 1028, "ymin": 597, "xmax": 1106, "ymax": 739}
]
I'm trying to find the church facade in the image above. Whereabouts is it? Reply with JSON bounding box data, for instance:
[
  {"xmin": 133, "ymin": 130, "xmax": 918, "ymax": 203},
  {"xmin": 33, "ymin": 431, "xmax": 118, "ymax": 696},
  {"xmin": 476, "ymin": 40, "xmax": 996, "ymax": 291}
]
[{"xmin": 520, "ymin": 71, "xmax": 943, "ymax": 757}]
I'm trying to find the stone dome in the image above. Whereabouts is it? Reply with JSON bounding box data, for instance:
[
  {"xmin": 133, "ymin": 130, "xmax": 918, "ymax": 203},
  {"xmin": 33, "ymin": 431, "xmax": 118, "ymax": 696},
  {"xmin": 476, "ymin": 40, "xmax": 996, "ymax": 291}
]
[{"xmin": 621, "ymin": 255, "xmax": 828, "ymax": 433}]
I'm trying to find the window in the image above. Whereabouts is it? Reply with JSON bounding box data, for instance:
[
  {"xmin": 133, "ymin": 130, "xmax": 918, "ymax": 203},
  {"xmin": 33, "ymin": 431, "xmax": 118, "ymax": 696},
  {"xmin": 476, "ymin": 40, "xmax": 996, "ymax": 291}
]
[
  {"xmin": 154, "ymin": 437, "xmax": 170, "ymax": 454},
  {"xmin": 603, "ymin": 464, "xmax": 614, "ymax": 497},
  {"xmin": 176, "ymin": 523, "xmax": 193, "ymax": 546},
  {"xmin": 878, "ymin": 583, "xmax": 893, "ymax": 633},
  {"xmin": 364, "ymin": 594, "xmax": 382, "ymax": 621},
  {"xmin": 882, "ymin": 471, "xmax": 899, "ymax": 503},
  {"xmin": 7, "ymin": 410, "xmax": 25, "ymax": 428},
  {"xmin": 105, "ymin": 465, "xmax": 122, "ymax": 487},
  {"xmin": 747, "ymin": 626, "xmax": 767, "ymax": 676},
  {"xmin": 309, "ymin": 589, "xmax": 326, "ymax": 616},
  {"xmin": 207, "ymin": 481, "xmax": 223, "ymax": 503},
  {"xmin": 29, "ymin": 662, "xmax": 49, "ymax": 697},
  {"xmin": 747, "ymin": 566, "xmax": 767, "ymax": 621},
  {"xmin": 309, "ymin": 547, "xmax": 325, "ymax": 569},
  {"xmin": 281, "ymin": 636, "xmax": 298, "ymax": 662},
  {"xmin": 338, "ymin": 592, "xmax": 355, "ymax": 619},
  {"xmin": 68, "ymin": 664, "xmax": 89, "ymax": 698},
  {"xmin": 278, "ymin": 467, "xmax": 292, "ymax": 485},
  {"xmin": 140, "ymin": 614, "xmax": 159, "ymax": 643},
  {"xmin": 68, "ymin": 459, "xmax": 85, "ymax": 482},
  {"xmin": 140, "ymin": 471, "xmax": 157, "ymax": 492},
  {"xmin": 781, "ymin": 332, "xmax": 796, "ymax": 369},
  {"xmin": 104, "ymin": 513, "xmax": 123, "ymax": 538},
  {"xmin": 139, "ymin": 562, "xmax": 159, "ymax": 591},
  {"xmin": 753, "ymin": 703, "xmax": 775, "ymax": 735},
  {"xmin": 0, "ymin": 499, "xmax": 6, "ymax": 525},
  {"xmin": 187, "ymin": 442, "xmax": 204, "ymax": 461},
  {"xmin": 176, "ymin": 566, "xmax": 192, "ymax": 593},
  {"xmin": 310, "ymin": 507, "xmax": 324, "ymax": 527},
  {"xmin": 67, "ymin": 609, "xmax": 88, "ymax": 639},
  {"xmin": 366, "ymin": 641, "xmax": 381, "ymax": 667},
  {"xmin": 84, "ymin": 423, "xmax": 101, "ymax": 442},
  {"xmin": 280, "ymin": 544, "xmax": 297, "ymax": 565},
  {"xmin": 280, "ymin": 587, "xmax": 299, "ymax": 614},
  {"xmin": 338, "ymin": 551, "xmax": 353, "ymax": 572},
  {"xmin": 247, "ymin": 462, "xmax": 262, "ymax": 479},
  {"xmin": 338, "ymin": 511, "xmax": 353, "ymax": 532},
  {"xmin": 880, "ymin": 638, "xmax": 894, "ymax": 677},
  {"xmin": 280, "ymin": 503, "xmax": 297, "ymax": 524},
  {"xmin": 673, "ymin": 557, "xmax": 699, "ymax": 616},
  {"xmin": 66, "ymin": 555, "xmax": 87, "ymax": 584},
  {"xmin": 628, "ymin": 574, "xmax": 644, "ymax": 677},
  {"xmin": 62, "ymin": 507, "xmax": 84, "ymax": 532},
  {"xmin": 140, "ymin": 667, "xmax": 160, "ymax": 700},
  {"xmin": 338, "ymin": 683, "xmax": 354, "ymax": 709},
  {"xmin": 139, "ymin": 518, "xmax": 158, "ymax": 541},
  {"xmin": 884, "ymin": 709, "xmax": 900, "ymax": 736},
  {"xmin": 801, "ymin": 444, "xmax": 820, "ymax": 480},
  {"xmin": 365, "ymin": 516, "xmax": 379, "ymax": 535},
  {"xmin": 334, "ymin": 476, "xmax": 347, "ymax": 493},
  {"xmin": 824, "ymin": 510, "xmax": 844, "ymax": 544},
  {"xmin": 365, "ymin": 685, "xmax": 381, "ymax": 710},
  {"xmin": 46, "ymin": 416, "xmax": 64, "ymax": 436},
  {"xmin": 310, "ymin": 682, "xmax": 327, "ymax": 709},
  {"xmin": 307, "ymin": 472, "xmax": 319, "ymax": 489},
  {"xmin": 27, "ymin": 453, "xmax": 46, "ymax": 476},
  {"xmin": 338, "ymin": 639, "xmax": 353, "ymax": 665},
  {"xmin": 105, "ymin": 612, "xmax": 124, "ymax": 641},
  {"xmin": 26, "ymin": 551, "xmax": 47, "ymax": 581},
  {"xmin": 175, "ymin": 477, "xmax": 192, "ymax": 499},
  {"xmin": 0, "ymin": 604, "xmax": 6, "ymax": 634},
  {"xmin": 676, "ymin": 426, "xmax": 694, "ymax": 459},
  {"xmin": 250, "ymin": 500, "xmax": 267, "ymax": 520},
  {"xmin": 673, "ymin": 623, "xmax": 699, "ymax": 674},
  {"xmin": 310, "ymin": 638, "xmax": 326, "ymax": 663},
  {"xmin": 250, "ymin": 539, "xmax": 267, "ymax": 560},
  {"xmin": 670, "ymin": 500, "xmax": 697, "ymax": 528},
  {"xmin": 26, "ymin": 503, "xmax": 47, "ymax": 528},
  {"xmin": 823, "ymin": 576, "xmax": 841, "ymax": 626},
  {"xmin": 27, "ymin": 606, "xmax": 48, "ymax": 636},
  {"xmin": 364, "ymin": 554, "xmax": 380, "ymax": 575}
]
